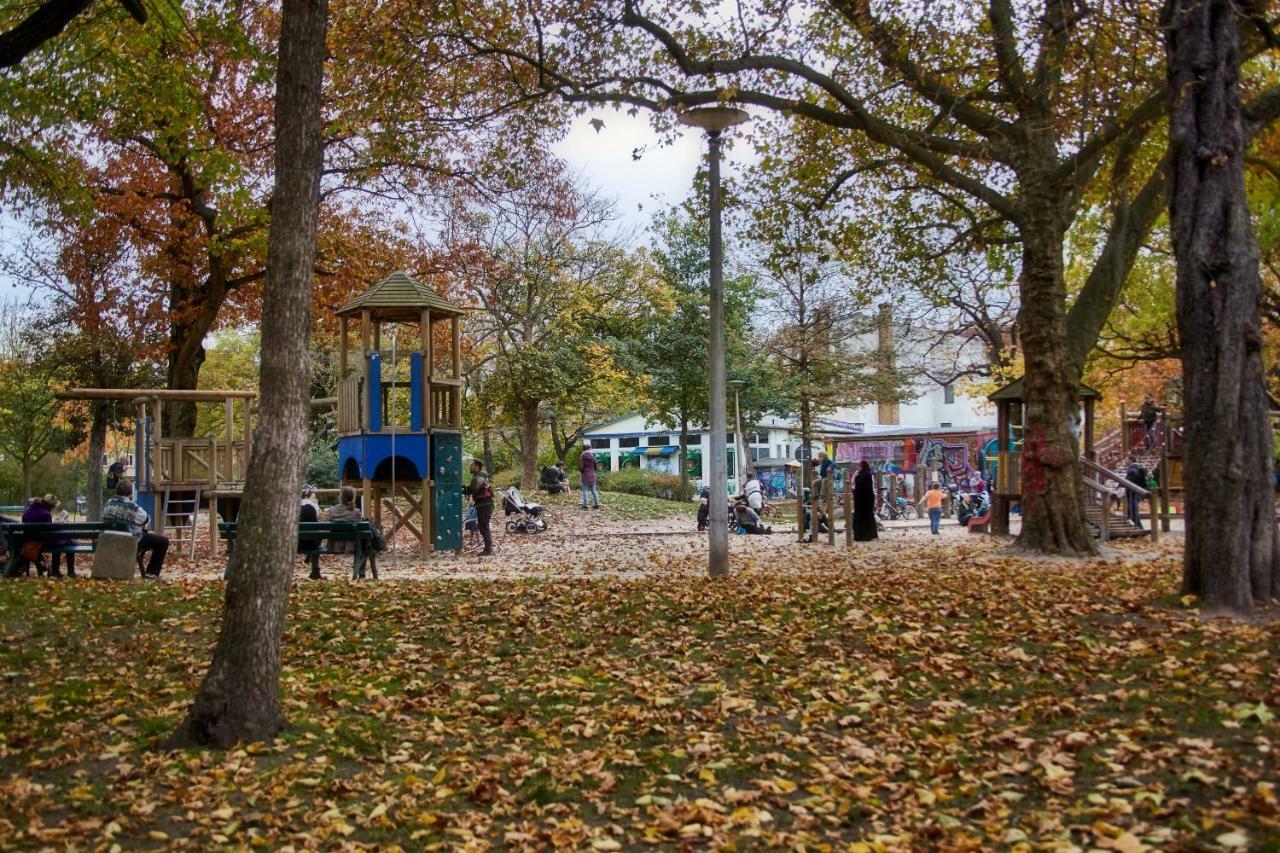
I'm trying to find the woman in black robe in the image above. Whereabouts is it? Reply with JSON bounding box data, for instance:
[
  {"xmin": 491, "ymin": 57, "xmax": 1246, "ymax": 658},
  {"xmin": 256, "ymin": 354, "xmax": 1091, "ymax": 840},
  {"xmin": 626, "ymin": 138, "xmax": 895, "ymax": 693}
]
[{"xmin": 852, "ymin": 460, "xmax": 878, "ymax": 541}]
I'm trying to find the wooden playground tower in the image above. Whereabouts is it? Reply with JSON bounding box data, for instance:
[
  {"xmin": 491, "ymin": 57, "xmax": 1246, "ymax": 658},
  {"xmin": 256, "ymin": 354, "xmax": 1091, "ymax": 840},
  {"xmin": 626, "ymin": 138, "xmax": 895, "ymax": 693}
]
[
  {"xmin": 55, "ymin": 387, "xmax": 256, "ymax": 557},
  {"xmin": 334, "ymin": 271, "xmax": 465, "ymax": 557}
]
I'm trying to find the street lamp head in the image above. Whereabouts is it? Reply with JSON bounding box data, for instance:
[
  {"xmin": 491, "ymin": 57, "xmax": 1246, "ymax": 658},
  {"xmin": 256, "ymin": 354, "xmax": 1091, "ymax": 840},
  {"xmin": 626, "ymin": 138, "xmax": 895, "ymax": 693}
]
[
  {"xmin": 678, "ymin": 106, "xmax": 750, "ymax": 135},
  {"xmin": 728, "ymin": 379, "xmax": 746, "ymax": 389}
]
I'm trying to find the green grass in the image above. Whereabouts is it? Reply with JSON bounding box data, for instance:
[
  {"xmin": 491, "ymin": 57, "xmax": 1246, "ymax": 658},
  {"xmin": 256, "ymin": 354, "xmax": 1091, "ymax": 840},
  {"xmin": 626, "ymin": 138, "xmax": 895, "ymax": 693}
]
[{"xmin": 538, "ymin": 487, "xmax": 698, "ymax": 519}]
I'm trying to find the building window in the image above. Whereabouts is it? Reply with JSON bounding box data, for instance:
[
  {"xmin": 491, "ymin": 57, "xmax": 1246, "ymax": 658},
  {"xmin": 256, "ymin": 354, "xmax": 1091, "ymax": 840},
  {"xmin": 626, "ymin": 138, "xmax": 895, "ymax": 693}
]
[
  {"xmin": 940, "ymin": 422, "xmax": 952, "ymax": 428},
  {"xmin": 751, "ymin": 447, "xmax": 770, "ymax": 462},
  {"xmin": 647, "ymin": 435, "xmax": 670, "ymax": 447},
  {"xmin": 590, "ymin": 438, "xmax": 610, "ymax": 449},
  {"xmin": 943, "ymin": 383, "xmax": 955, "ymax": 404},
  {"xmin": 747, "ymin": 431, "xmax": 766, "ymax": 445},
  {"xmin": 619, "ymin": 436, "xmax": 640, "ymax": 448},
  {"xmin": 877, "ymin": 401, "xmax": 900, "ymax": 426},
  {"xmin": 726, "ymin": 432, "xmax": 735, "ymax": 443}
]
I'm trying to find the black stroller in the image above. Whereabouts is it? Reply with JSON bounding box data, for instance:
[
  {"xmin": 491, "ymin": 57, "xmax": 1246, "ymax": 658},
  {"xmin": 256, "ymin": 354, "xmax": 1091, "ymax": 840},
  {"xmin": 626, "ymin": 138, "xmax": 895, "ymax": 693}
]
[{"xmin": 499, "ymin": 487, "xmax": 548, "ymax": 534}]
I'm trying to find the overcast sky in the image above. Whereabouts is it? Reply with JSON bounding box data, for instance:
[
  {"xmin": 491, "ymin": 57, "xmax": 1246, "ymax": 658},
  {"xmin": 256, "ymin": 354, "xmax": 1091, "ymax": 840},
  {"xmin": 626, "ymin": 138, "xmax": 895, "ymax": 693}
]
[{"xmin": 551, "ymin": 107, "xmax": 759, "ymax": 241}]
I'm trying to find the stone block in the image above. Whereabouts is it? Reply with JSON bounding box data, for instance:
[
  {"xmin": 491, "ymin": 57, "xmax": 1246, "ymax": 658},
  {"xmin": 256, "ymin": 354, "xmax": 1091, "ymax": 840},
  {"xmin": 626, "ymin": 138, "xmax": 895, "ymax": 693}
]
[{"xmin": 92, "ymin": 531, "xmax": 139, "ymax": 580}]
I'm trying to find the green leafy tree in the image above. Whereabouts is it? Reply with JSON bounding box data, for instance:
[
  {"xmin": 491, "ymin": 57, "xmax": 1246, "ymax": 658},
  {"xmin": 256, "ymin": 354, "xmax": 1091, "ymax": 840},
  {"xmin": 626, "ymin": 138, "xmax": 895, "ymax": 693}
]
[
  {"xmin": 450, "ymin": 0, "xmax": 1280, "ymax": 554},
  {"xmin": 0, "ymin": 304, "xmax": 78, "ymax": 501},
  {"xmin": 639, "ymin": 206, "xmax": 765, "ymax": 499},
  {"xmin": 449, "ymin": 159, "xmax": 663, "ymax": 490}
]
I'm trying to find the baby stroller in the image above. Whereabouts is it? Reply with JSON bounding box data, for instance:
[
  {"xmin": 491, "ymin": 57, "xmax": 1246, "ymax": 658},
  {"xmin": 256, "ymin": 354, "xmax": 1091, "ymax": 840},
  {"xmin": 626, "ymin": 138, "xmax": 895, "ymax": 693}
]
[{"xmin": 499, "ymin": 487, "xmax": 548, "ymax": 534}]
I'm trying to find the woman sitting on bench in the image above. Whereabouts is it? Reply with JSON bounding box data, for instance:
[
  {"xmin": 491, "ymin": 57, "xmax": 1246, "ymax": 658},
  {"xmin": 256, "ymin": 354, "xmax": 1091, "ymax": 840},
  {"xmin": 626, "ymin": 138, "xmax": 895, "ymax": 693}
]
[
  {"xmin": 299, "ymin": 486, "xmax": 323, "ymax": 580},
  {"xmin": 19, "ymin": 494, "xmax": 75, "ymax": 577}
]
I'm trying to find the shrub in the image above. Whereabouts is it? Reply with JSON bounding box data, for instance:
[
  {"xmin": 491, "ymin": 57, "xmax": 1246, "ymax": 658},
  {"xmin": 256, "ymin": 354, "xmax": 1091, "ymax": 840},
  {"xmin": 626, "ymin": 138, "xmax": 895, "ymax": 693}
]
[
  {"xmin": 490, "ymin": 468, "xmax": 522, "ymax": 489},
  {"xmin": 597, "ymin": 468, "xmax": 684, "ymax": 501}
]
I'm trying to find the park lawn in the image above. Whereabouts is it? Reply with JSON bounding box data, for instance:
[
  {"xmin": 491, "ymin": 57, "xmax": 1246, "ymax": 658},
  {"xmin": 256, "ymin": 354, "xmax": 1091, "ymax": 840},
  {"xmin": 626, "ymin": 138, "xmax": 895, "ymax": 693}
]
[
  {"xmin": 539, "ymin": 488, "xmax": 699, "ymax": 519},
  {"xmin": 0, "ymin": 543, "xmax": 1277, "ymax": 849}
]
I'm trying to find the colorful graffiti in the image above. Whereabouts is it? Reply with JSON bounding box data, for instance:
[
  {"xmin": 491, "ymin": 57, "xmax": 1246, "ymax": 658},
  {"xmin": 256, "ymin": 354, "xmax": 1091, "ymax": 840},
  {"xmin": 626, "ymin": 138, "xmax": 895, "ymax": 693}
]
[
  {"xmin": 833, "ymin": 432, "xmax": 997, "ymax": 484},
  {"xmin": 919, "ymin": 439, "xmax": 971, "ymax": 480}
]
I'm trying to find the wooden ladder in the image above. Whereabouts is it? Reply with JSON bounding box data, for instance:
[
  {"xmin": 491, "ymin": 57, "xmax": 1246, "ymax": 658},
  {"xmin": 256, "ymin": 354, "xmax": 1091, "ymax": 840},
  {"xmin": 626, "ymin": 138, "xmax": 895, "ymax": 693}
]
[{"xmin": 161, "ymin": 487, "xmax": 202, "ymax": 559}]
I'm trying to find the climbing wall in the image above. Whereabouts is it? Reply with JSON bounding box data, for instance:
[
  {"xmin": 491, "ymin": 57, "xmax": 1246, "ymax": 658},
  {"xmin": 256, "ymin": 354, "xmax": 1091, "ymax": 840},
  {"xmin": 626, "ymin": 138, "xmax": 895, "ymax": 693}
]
[{"xmin": 431, "ymin": 431, "xmax": 463, "ymax": 551}]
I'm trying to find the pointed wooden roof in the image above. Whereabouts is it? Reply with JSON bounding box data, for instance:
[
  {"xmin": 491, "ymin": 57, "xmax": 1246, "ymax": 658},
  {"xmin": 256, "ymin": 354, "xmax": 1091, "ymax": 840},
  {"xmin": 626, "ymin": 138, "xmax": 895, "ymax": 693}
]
[
  {"xmin": 989, "ymin": 376, "xmax": 1100, "ymax": 402},
  {"xmin": 336, "ymin": 271, "xmax": 464, "ymax": 320}
]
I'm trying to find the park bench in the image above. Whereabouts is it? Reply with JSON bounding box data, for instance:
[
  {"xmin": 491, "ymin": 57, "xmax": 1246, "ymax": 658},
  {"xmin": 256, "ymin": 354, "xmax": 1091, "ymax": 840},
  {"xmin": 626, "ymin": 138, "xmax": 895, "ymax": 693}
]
[
  {"xmin": 218, "ymin": 520, "xmax": 379, "ymax": 580},
  {"xmin": 1, "ymin": 522, "xmax": 106, "ymax": 577},
  {"xmin": 966, "ymin": 507, "xmax": 992, "ymax": 533}
]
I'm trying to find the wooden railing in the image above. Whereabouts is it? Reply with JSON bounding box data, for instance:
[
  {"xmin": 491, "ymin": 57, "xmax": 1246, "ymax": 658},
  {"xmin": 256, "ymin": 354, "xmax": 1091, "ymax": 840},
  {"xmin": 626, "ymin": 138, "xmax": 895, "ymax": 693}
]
[
  {"xmin": 338, "ymin": 376, "xmax": 362, "ymax": 434},
  {"xmin": 1080, "ymin": 457, "xmax": 1157, "ymax": 542},
  {"xmin": 152, "ymin": 438, "xmax": 248, "ymax": 487},
  {"xmin": 430, "ymin": 380, "xmax": 461, "ymax": 428},
  {"xmin": 996, "ymin": 450, "xmax": 1020, "ymax": 495}
]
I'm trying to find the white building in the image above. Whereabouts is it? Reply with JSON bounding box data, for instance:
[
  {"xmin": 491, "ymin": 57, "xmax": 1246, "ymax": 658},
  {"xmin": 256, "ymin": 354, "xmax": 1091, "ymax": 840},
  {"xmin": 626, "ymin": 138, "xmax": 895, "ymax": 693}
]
[{"xmin": 582, "ymin": 310, "xmax": 998, "ymax": 494}]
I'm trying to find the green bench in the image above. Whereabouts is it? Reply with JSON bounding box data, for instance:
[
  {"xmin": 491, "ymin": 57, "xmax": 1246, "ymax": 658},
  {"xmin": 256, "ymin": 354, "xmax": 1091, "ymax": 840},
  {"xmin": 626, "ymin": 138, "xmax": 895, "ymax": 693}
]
[
  {"xmin": 1, "ymin": 522, "xmax": 108, "ymax": 578},
  {"xmin": 218, "ymin": 521, "xmax": 379, "ymax": 580}
]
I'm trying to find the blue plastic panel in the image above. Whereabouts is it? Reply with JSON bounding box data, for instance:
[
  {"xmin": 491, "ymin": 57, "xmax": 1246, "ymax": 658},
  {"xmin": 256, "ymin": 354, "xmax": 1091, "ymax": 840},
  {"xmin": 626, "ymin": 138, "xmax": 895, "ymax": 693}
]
[
  {"xmin": 368, "ymin": 353, "xmax": 382, "ymax": 433},
  {"xmin": 410, "ymin": 352, "xmax": 423, "ymax": 432},
  {"xmin": 338, "ymin": 434, "xmax": 428, "ymax": 482}
]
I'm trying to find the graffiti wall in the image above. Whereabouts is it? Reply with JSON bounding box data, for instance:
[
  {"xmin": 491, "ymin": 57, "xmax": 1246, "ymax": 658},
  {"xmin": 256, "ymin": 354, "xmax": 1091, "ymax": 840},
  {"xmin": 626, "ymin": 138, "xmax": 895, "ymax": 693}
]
[{"xmin": 834, "ymin": 432, "xmax": 997, "ymax": 482}]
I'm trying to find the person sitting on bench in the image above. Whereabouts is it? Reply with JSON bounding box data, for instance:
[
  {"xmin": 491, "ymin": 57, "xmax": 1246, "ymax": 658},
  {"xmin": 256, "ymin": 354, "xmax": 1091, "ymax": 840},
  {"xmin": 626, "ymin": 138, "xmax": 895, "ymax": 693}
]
[
  {"xmin": 299, "ymin": 486, "xmax": 323, "ymax": 580},
  {"xmin": 103, "ymin": 481, "xmax": 169, "ymax": 578},
  {"xmin": 19, "ymin": 494, "xmax": 76, "ymax": 577}
]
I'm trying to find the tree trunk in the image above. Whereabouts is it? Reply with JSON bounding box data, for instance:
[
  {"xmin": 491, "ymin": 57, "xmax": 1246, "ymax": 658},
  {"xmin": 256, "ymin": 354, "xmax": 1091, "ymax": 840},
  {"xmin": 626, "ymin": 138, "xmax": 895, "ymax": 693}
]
[
  {"xmin": 165, "ymin": 318, "xmax": 209, "ymax": 438},
  {"xmin": 1013, "ymin": 209, "xmax": 1097, "ymax": 556},
  {"xmin": 482, "ymin": 429, "xmax": 493, "ymax": 478},
  {"xmin": 21, "ymin": 460, "xmax": 31, "ymax": 503},
  {"xmin": 519, "ymin": 398, "xmax": 539, "ymax": 491},
  {"xmin": 169, "ymin": 0, "xmax": 328, "ymax": 748},
  {"xmin": 678, "ymin": 418, "xmax": 690, "ymax": 502},
  {"xmin": 549, "ymin": 412, "xmax": 565, "ymax": 462},
  {"xmin": 85, "ymin": 401, "xmax": 109, "ymax": 520},
  {"xmin": 1165, "ymin": 0, "xmax": 1278, "ymax": 610}
]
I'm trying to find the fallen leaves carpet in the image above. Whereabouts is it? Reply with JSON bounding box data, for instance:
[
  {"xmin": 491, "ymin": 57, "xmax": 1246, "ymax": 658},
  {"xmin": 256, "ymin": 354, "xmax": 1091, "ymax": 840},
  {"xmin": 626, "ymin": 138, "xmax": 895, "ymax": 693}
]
[{"xmin": 1, "ymin": 538, "xmax": 1277, "ymax": 850}]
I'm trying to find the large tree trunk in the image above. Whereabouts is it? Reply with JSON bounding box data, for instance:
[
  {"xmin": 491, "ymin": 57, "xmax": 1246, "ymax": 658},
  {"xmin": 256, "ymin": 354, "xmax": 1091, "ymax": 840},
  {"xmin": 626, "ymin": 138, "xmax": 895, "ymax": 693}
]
[
  {"xmin": 169, "ymin": 0, "xmax": 328, "ymax": 748},
  {"xmin": 85, "ymin": 401, "xmax": 109, "ymax": 520},
  {"xmin": 165, "ymin": 305, "xmax": 217, "ymax": 438},
  {"xmin": 20, "ymin": 460, "xmax": 32, "ymax": 503},
  {"xmin": 519, "ymin": 398, "xmax": 539, "ymax": 491},
  {"xmin": 482, "ymin": 429, "xmax": 493, "ymax": 478},
  {"xmin": 1014, "ymin": 209, "xmax": 1097, "ymax": 556},
  {"xmin": 1165, "ymin": 0, "xmax": 1278, "ymax": 611}
]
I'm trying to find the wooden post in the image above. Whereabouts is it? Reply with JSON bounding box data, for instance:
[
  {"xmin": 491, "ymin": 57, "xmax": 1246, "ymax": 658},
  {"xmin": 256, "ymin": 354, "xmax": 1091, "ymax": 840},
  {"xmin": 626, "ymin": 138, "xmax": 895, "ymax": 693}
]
[
  {"xmin": 451, "ymin": 315, "xmax": 461, "ymax": 379},
  {"xmin": 338, "ymin": 313, "xmax": 348, "ymax": 378},
  {"xmin": 152, "ymin": 398, "xmax": 163, "ymax": 457},
  {"xmin": 796, "ymin": 481, "xmax": 805, "ymax": 543},
  {"xmin": 809, "ymin": 467, "xmax": 819, "ymax": 544},
  {"xmin": 843, "ymin": 467, "xmax": 853, "ymax": 549},
  {"xmin": 427, "ymin": 308, "xmax": 437, "ymax": 425},
  {"xmin": 135, "ymin": 400, "xmax": 148, "ymax": 487},
  {"xmin": 825, "ymin": 477, "xmax": 835, "ymax": 546},
  {"xmin": 373, "ymin": 321, "xmax": 381, "ymax": 353},
  {"xmin": 1083, "ymin": 396, "xmax": 1096, "ymax": 461},
  {"xmin": 361, "ymin": 309, "xmax": 372, "ymax": 432},
  {"xmin": 361, "ymin": 478, "xmax": 372, "ymax": 524},
  {"xmin": 242, "ymin": 400, "xmax": 252, "ymax": 478},
  {"xmin": 373, "ymin": 487, "xmax": 384, "ymax": 528},
  {"xmin": 1119, "ymin": 400, "xmax": 1129, "ymax": 458}
]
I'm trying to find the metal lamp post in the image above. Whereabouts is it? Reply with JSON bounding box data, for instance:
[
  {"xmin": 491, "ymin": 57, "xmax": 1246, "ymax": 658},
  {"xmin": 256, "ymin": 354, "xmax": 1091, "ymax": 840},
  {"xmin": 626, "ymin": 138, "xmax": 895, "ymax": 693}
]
[{"xmin": 679, "ymin": 105, "xmax": 749, "ymax": 578}]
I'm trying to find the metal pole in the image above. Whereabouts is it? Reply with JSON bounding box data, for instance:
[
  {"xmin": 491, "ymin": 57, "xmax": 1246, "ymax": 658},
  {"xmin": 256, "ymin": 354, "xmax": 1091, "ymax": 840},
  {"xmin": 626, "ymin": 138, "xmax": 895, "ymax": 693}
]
[{"xmin": 707, "ymin": 130, "xmax": 729, "ymax": 579}]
